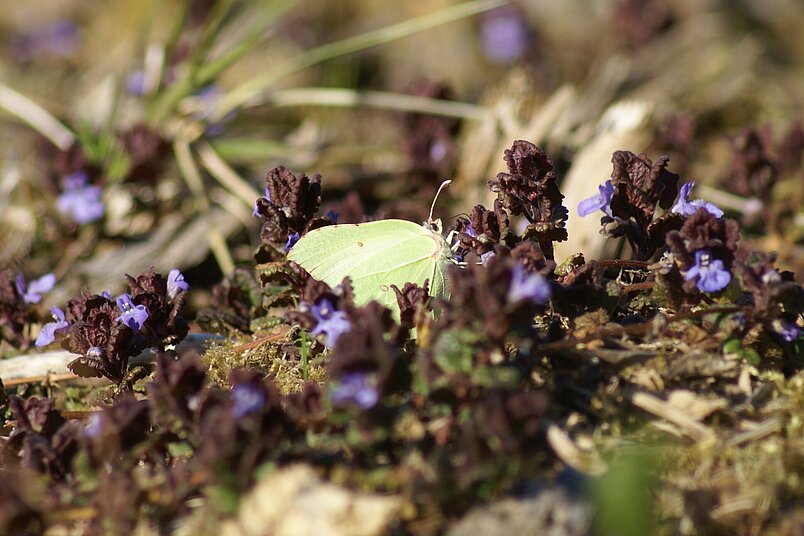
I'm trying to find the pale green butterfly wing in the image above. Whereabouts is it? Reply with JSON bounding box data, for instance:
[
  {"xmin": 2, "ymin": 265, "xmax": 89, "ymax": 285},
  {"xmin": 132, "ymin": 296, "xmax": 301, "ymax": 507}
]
[{"xmin": 287, "ymin": 219, "xmax": 452, "ymax": 319}]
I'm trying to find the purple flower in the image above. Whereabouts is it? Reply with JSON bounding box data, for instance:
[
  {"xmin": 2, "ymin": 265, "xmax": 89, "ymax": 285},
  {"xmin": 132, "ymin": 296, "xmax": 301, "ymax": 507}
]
[
  {"xmin": 330, "ymin": 373, "xmax": 379, "ymax": 409},
  {"xmin": 57, "ymin": 172, "xmax": 104, "ymax": 224},
  {"xmin": 84, "ymin": 412, "xmax": 103, "ymax": 438},
  {"xmin": 231, "ymin": 383, "xmax": 266, "ymax": 418},
  {"xmin": 11, "ymin": 21, "xmax": 81, "ymax": 62},
  {"xmin": 671, "ymin": 182, "xmax": 724, "ymax": 218},
  {"xmin": 774, "ymin": 319, "xmax": 799, "ymax": 343},
  {"xmin": 480, "ymin": 250, "xmax": 496, "ymax": 265},
  {"xmin": 324, "ymin": 210, "xmax": 339, "ymax": 223},
  {"xmin": 506, "ymin": 264, "xmax": 551, "ymax": 304},
  {"xmin": 252, "ymin": 185, "xmax": 271, "ymax": 217},
  {"xmin": 577, "ymin": 180, "xmax": 615, "ymax": 218},
  {"xmin": 115, "ymin": 293, "xmax": 149, "ymax": 331},
  {"xmin": 284, "ymin": 232, "xmax": 300, "ymax": 252},
  {"xmin": 35, "ymin": 307, "xmax": 70, "ymax": 347},
  {"xmin": 479, "ymin": 6, "xmax": 530, "ymax": 64},
  {"xmin": 101, "ymin": 291, "xmax": 111, "ymax": 300},
  {"xmin": 16, "ymin": 273, "xmax": 56, "ymax": 304},
  {"xmin": 167, "ymin": 269, "xmax": 189, "ymax": 299},
  {"xmin": 310, "ymin": 298, "xmax": 351, "ymax": 348},
  {"xmin": 125, "ymin": 70, "xmax": 147, "ymax": 96},
  {"xmin": 683, "ymin": 249, "xmax": 731, "ymax": 293}
]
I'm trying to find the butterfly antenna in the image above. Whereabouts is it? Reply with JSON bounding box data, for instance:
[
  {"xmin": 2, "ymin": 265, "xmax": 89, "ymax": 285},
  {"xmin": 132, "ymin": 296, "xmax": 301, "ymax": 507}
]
[{"xmin": 429, "ymin": 180, "xmax": 452, "ymax": 222}]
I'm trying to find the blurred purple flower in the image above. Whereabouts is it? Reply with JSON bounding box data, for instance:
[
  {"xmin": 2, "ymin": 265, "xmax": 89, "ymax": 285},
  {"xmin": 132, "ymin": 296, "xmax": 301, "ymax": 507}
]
[
  {"xmin": 284, "ymin": 232, "xmax": 300, "ymax": 252},
  {"xmin": 775, "ymin": 320, "xmax": 799, "ymax": 342},
  {"xmin": 507, "ymin": 264, "xmax": 551, "ymax": 304},
  {"xmin": 125, "ymin": 70, "xmax": 147, "ymax": 96},
  {"xmin": 683, "ymin": 249, "xmax": 731, "ymax": 293},
  {"xmin": 84, "ymin": 412, "xmax": 103, "ymax": 438},
  {"xmin": 324, "ymin": 210, "xmax": 339, "ymax": 223},
  {"xmin": 330, "ymin": 373, "xmax": 378, "ymax": 409},
  {"xmin": 231, "ymin": 383, "xmax": 266, "ymax": 418},
  {"xmin": 577, "ymin": 180, "xmax": 615, "ymax": 217},
  {"xmin": 115, "ymin": 293, "xmax": 149, "ymax": 331},
  {"xmin": 101, "ymin": 291, "xmax": 111, "ymax": 300},
  {"xmin": 480, "ymin": 250, "xmax": 496, "ymax": 265},
  {"xmin": 671, "ymin": 182, "xmax": 724, "ymax": 218},
  {"xmin": 16, "ymin": 273, "xmax": 56, "ymax": 304},
  {"xmin": 480, "ymin": 6, "xmax": 531, "ymax": 64},
  {"xmin": 167, "ymin": 269, "xmax": 189, "ymax": 299},
  {"xmin": 310, "ymin": 298, "xmax": 350, "ymax": 348},
  {"xmin": 11, "ymin": 21, "xmax": 81, "ymax": 62},
  {"xmin": 57, "ymin": 172, "xmax": 104, "ymax": 224},
  {"xmin": 35, "ymin": 306, "xmax": 70, "ymax": 347}
]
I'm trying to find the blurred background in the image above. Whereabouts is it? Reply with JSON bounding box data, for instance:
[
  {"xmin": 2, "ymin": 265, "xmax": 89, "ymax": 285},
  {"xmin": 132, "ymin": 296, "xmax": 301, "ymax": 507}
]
[{"xmin": 1, "ymin": 0, "xmax": 802, "ymax": 312}]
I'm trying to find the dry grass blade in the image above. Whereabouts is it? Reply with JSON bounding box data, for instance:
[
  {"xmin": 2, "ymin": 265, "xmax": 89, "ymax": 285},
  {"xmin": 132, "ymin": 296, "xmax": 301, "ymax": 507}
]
[
  {"xmin": 174, "ymin": 138, "xmax": 235, "ymax": 274},
  {"xmin": 0, "ymin": 82, "xmax": 75, "ymax": 150},
  {"xmin": 546, "ymin": 423, "xmax": 607, "ymax": 476},
  {"xmin": 630, "ymin": 391, "xmax": 715, "ymax": 443}
]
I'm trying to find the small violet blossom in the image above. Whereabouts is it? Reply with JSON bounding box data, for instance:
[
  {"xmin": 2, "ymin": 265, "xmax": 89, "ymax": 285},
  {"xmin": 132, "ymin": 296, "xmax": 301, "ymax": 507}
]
[
  {"xmin": 115, "ymin": 293, "xmax": 149, "ymax": 331},
  {"xmin": 683, "ymin": 249, "xmax": 731, "ymax": 293},
  {"xmin": 480, "ymin": 250, "xmax": 496, "ymax": 265},
  {"xmin": 57, "ymin": 172, "xmax": 104, "ymax": 224},
  {"xmin": 671, "ymin": 182, "xmax": 724, "ymax": 218},
  {"xmin": 284, "ymin": 232, "xmax": 300, "ymax": 252},
  {"xmin": 231, "ymin": 383, "xmax": 266, "ymax": 418},
  {"xmin": 774, "ymin": 319, "xmax": 800, "ymax": 343},
  {"xmin": 11, "ymin": 21, "xmax": 81, "ymax": 62},
  {"xmin": 479, "ymin": 6, "xmax": 530, "ymax": 64},
  {"xmin": 35, "ymin": 307, "xmax": 70, "ymax": 347},
  {"xmin": 577, "ymin": 180, "xmax": 615, "ymax": 218},
  {"xmin": 16, "ymin": 273, "xmax": 56, "ymax": 304},
  {"xmin": 506, "ymin": 264, "xmax": 552, "ymax": 304},
  {"xmin": 310, "ymin": 298, "xmax": 351, "ymax": 348},
  {"xmin": 167, "ymin": 269, "xmax": 189, "ymax": 299},
  {"xmin": 330, "ymin": 373, "xmax": 379, "ymax": 409},
  {"xmin": 252, "ymin": 185, "xmax": 271, "ymax": 217},
  {"xmin": 84, "ymin": 412, "xmax": 103, "ymax": 438}
]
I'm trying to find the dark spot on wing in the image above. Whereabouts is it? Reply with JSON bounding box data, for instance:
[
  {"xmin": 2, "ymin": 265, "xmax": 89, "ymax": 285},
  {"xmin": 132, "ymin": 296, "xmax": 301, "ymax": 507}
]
[
  {"xmin": 357, "ymin": 241, "xmax": 363, "ymax": 247},
  {"xmin": 379, "ymin": 284, "xmax": 389, "ymax": 292}
]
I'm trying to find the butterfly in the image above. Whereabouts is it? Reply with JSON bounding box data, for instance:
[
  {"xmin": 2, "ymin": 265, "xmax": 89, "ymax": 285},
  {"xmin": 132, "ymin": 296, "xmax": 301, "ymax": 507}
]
[{"xmin": 287, "ymin": 182, "xmax": 455, "ymax": 320}]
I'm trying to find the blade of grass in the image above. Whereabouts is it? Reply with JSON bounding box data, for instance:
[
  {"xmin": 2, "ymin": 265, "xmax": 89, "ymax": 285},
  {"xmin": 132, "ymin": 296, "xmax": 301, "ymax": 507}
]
[
  {"xmin": 196, "ymin": 141, "xmax": 261, "ymax": 210},
  {"xmin": 150, "ymin": 0, "xmax": 296, "ymax": 123},
  {"xmin": 0, "ymin": 83, "xmax": 75, "ymax": 150},
  {"xmin": 213, "ymin": 0, "xmax": 509, "ymax": 119},
  {"xmin": 197, "ymin": 0, "xmax": 297, "ymax": 81},
  {"xmin": 210, "ymin": 138, "xmax": 293, "ymax": 162},
  {"xmin": 264, "ymin": 87, "xmax": 490, "ymax": 120},
  {"xmin": 174, "ymin": 138, "xmax": 235, "ymax": 274}
]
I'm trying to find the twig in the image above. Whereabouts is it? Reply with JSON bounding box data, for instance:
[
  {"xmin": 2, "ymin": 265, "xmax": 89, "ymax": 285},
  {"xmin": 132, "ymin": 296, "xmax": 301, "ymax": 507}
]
[
  {"xmin": 621, "ymin": 281, "xmax": 655, "ymax": 292},
  {"xmin": 596, "ymin": 259, "xmax": 651, "ymax": 270},
  {"xmin": 3, "ymin": 372, "xmax": 81, "ymax": 388},
  {"xmin": 629, "ymin": 391, "xmax": 715, "ymax": 443},
  {"xmin": 231, "ymin": 329, "xmax": 293, "ymax": 354},
  {"xmin": 725, "ymin": 417, "xmax": 782, "ymax": 448}
]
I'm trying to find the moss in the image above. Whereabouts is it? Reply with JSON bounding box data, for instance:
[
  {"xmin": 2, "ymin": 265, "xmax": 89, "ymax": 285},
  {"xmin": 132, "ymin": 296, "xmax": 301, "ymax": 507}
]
[{"xmin": 202, "ymin": 328, "xmax": 327, "ymax": 394}]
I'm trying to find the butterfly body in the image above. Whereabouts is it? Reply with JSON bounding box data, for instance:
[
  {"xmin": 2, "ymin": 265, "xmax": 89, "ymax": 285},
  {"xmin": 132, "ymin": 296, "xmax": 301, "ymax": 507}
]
[{"xmin": 287, "ymin": 219, "xmax": 453, "ymax": 318}]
